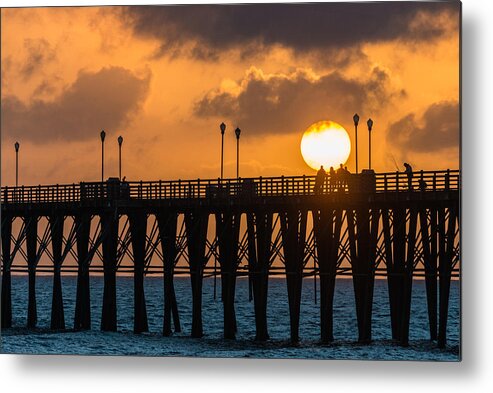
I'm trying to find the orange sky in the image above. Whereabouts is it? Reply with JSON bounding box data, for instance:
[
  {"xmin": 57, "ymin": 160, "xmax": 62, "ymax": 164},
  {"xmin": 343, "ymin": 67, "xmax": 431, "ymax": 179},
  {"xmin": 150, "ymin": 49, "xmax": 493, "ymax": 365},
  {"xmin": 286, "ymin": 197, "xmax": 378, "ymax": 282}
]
[{"xmin": 1, "ymin": 3, "xmax": 460, "ymax": 186}]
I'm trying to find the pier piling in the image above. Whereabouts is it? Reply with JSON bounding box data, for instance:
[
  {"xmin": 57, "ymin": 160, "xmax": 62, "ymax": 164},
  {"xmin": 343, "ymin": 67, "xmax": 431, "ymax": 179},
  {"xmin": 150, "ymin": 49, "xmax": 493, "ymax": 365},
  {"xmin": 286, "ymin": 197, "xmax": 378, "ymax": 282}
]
[
  {"xmin": 49, "ymin": 214, "xmax": 65, "ymax": 330},
  {"xmin": 100, "ymin": 211, "xmax": 119, "ymax": 332},
  {"xmin": 280, "ymin": 209, "xmax": 307, "ymax": 344},
  {"xmin": 129, "ymin": 211, "xmax": 149, "ymax": 333},
  {"xmin": 74, "ymin": 213, "xmax": 91, "ymax": 330},
  {"xmin": 26, "ymin": 215, "xmax": 38, "ymax": 328},
  {"xmin": 1, "ymin": 214, "xmax": 13, "ymax": 328},
  {"xmin": 185, "ymin": 210, "xmax": 209, "ymax": 338}
]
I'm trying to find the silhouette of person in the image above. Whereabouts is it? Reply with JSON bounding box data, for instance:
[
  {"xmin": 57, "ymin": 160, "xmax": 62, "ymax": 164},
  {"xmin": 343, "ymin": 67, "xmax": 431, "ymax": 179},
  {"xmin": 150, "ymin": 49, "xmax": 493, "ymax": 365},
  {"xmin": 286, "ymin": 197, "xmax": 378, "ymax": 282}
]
[
  {"xmin": 329, "ymin": 166, "xmax": 336, "ymax": 192},
  {"xmin": 337, "ymin": 164, "xmax": 346, "ymax": 191},
  {"xmin": 314, "ymin": 165, "xmax": 326, "ymax": 194},
  {"xmin": 344, "ymin": 166, "xmax": 351, "ymax": 191},
  {"xmin": 419, "ymin": 179, "xmax": 427, "ymax": 191},
  {"xmin": 404, "ymin": 163, "xmax": 413, "ymax": 190},
  {"xmin": 120, "ymin": 176, "xmax": 129, "ymax": 198}
]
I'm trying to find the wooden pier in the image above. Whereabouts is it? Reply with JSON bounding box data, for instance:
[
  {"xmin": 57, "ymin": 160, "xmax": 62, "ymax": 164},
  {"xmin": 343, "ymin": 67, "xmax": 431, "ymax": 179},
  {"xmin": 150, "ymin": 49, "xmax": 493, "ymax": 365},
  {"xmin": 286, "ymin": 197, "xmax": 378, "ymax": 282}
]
[{"xmin": 0, "ymin": 170, "xmax": 460, "ymax": 347}]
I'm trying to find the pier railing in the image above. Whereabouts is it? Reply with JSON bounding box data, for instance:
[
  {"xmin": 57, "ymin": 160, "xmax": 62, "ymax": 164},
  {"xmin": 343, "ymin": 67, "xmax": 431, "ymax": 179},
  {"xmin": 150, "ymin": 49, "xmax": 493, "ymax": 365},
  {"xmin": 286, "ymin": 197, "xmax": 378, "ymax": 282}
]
[{"xmin": 1, "ymin": 169, "xmax": 459, "ymax": 204}]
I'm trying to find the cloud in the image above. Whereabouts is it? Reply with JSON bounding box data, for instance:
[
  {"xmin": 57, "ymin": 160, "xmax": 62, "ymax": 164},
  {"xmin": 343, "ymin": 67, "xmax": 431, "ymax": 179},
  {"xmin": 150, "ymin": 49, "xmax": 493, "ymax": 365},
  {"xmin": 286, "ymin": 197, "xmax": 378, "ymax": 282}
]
[
  {"xmin": 387, "ymin": 101, "xmax": 459, "ymax": 152},
  {"xmin": 120, "ymin": 2, "xmax": 459, "ymax": 59},
  {"xmin": 194, "ymin": 66, "xmax": 404, "ymax": 136},
  {"xmin": 2, "ymin": 66, "xmax": 151, "ymax": 143},
  {"xmin": 21, "ymin": 38, "xmax": 57, "ymax": 80}
]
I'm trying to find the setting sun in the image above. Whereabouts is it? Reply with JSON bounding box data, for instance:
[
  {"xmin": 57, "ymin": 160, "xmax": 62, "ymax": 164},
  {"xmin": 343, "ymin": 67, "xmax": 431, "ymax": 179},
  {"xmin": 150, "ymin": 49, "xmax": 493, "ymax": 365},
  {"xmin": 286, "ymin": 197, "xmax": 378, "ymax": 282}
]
[{"xmin": 300, "ymin": 120, "xmax": 351, "ymax": 171}]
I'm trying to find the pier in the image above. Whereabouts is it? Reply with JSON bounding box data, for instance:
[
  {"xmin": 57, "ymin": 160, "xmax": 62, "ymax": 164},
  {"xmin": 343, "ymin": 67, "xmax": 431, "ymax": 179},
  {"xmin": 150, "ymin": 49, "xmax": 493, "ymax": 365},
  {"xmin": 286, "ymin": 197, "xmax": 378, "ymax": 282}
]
[{"xmin": 0, "ymin": 169, "xmax": 460, "ymax": 347}]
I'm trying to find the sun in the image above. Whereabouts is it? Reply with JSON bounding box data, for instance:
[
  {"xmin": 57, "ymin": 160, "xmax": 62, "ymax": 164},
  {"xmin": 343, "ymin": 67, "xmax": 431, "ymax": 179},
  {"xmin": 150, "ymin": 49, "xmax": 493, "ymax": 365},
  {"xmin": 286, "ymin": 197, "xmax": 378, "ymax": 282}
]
[{"xmin": 300, "ymin": 120, "xmax": 351, "ymax": 171}]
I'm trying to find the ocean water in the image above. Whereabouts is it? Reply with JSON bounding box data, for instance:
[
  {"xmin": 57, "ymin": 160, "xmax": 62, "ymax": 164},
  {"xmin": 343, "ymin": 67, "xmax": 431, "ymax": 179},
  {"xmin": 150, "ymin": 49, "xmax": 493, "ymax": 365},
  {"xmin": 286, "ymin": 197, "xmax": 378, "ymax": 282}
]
[{"xmin": 1, "ymin": 275, "xmax": 460, "ymax": 360}]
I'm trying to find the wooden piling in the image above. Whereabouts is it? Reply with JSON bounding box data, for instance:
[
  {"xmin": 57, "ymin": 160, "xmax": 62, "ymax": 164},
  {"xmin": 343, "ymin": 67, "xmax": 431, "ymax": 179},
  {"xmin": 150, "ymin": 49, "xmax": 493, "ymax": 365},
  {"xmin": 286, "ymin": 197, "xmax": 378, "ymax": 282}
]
[
  {"xmin": 26, "ymin": 215, "xmax": 38, "ymax": 328},
  {"xmin": 128, "ymin": 212, "xmax": 149, "ymax": 333},
  {"xmin": 382, "ymin": 208, "xmax": 399, "ymax": 339},
  {"xmin": 1, "ymin": 214, "xmax": 13, "ymax": 328},
  {"xmin": 392, "ymin": 207, "xmax": 407, "ymax": 341},
  {"xmin": 157, "ymin": 210, "xmax": 181, "ymax": 336},
  {"xmin": 400, "ymin": 207, "xmax": 417, "ymax": 346},
  {"xmin": 100, "ymin": 212, "xmax": 119, "ymax": 332},
  {"xmin": 247, "ymin": 211, "xmax": 272, "ymax": 341},
  {"xmin": 279, "ymin": 209, "xmax": 307, "ymax": 343},
  {"xmin": 348, "ymin": 208, "xmax": 374, "ymax": 343},
  {"xmin": 313, "ymin": 208, "xmax": 342, "ymax": 343},
  {"xmin": 49, "ymin": 214, "xmax": 65, "ymax": 330},
  {"xmin": 216, "ymin": 211, "xmax": 241, "ymax": 339},
  {"xmin": 420, "ymin": 207, "xmax": 437, "ymax": 340},
  {"xmin": 74, "ymin": 213, "xmax": 91, "ymax": 330},
  {"xmin": 438, "ymin": 203, "xmax": 458, "ymax": 348},
  {"xmin": 185, "ymin": 210, "xmax": 209, "ymax": 338}
]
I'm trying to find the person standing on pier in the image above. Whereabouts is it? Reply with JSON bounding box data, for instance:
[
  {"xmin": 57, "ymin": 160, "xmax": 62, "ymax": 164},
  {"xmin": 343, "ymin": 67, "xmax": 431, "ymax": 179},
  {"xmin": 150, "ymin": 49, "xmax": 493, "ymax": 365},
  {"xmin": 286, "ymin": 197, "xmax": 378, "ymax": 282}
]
[
  {"xmin": 329, "ymin": 166, "xmax": 336, "ymax": 192},
  {"xmin": 337, "ymin": 164, "xmax": 346, "ymax": 191},
  {"xmin": 314, "ymin": 165, "xmax": 327, "ymax": 194},
  {"xmin": 344, "ymin": 166, "xmax": 351, "ymax": 192},
  {"xmin": 404, "ymin": 162, "xmax": 413, "ymax": 190}
]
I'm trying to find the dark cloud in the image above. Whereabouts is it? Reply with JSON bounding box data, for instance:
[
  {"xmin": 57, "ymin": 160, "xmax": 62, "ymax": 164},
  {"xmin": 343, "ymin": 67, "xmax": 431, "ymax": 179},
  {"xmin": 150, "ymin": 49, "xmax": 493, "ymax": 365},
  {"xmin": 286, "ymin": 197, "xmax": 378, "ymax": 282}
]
[
  {"xmin": 21, "ymin": 39, "xmax": 57, "ymax": 79},
  {"xmin": 32, "ymin": 75, "xmax": 63, "ymax": 98},
  {"xmin": 2, "ymin": 66, "xmax": 151, "ymax": 143},
  {"xmin": 120, "ymin": 2, "xmax": 459, "ymax": 59},
  {"xmin": 195, "ymin": 66, "xmax": 404, "ymax": 136},
  {"xmin": 387, "ymin": 101, "xmax": 459, "ymax": 152}
]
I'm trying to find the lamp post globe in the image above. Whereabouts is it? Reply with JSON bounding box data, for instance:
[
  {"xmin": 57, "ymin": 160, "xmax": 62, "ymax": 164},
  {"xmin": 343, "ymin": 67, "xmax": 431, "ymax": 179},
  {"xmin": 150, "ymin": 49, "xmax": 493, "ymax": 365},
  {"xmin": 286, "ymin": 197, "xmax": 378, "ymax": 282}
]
[{"xmin": 220, "ymin": 122, "xmax": 226, "ymax": 135}]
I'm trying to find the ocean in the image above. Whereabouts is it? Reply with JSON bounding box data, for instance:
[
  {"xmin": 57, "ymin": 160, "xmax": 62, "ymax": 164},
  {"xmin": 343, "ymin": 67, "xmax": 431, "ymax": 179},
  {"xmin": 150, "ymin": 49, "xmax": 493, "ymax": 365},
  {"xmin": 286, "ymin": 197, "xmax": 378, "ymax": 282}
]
[{"xmin": 1, "ymin": 275, "xmax": 460, "ymax": 361}]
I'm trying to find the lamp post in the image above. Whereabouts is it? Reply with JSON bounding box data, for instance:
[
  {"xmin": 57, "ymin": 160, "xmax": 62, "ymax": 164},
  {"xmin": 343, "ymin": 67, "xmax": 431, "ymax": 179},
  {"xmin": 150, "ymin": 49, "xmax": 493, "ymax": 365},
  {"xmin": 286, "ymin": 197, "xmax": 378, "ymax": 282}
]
[
  {"xmin": 220, "ymin": 122, "xmax": 226, "ymax": 180},
  {"xmin": 118, "ymin": 135, "xmax": 123, "ymax": 180},
  {"xmin": 100, "ymin": 130, "xmax": 106, "ymax": 182},
  {"xmin": 367, "ymin": 118, "xmax": 373, "ymax": 170},
  {"xmin": 14, "ymin": 142, "xmax": 20, "ymax": 187},
  {"xmin": 353, "ymin": 113, "xmax": 360, "ymax": 173},
  {"xmin": 235, "ymin": 127, "xmax": 241, "ymax": 179}
]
